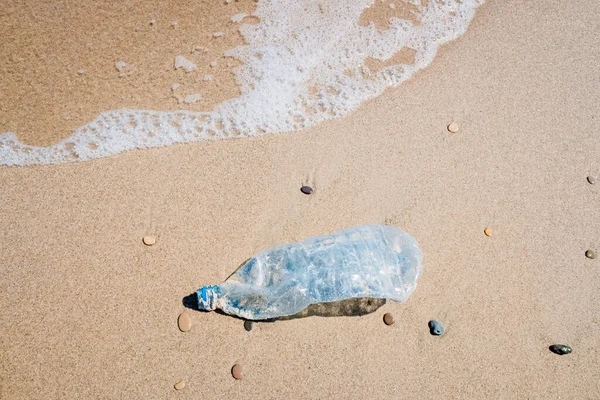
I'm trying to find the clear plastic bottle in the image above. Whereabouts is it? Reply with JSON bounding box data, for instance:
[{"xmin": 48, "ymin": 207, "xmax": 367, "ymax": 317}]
[{"xmin": 196, "ymin": 224, "xmax": 423, "ymax": 320}]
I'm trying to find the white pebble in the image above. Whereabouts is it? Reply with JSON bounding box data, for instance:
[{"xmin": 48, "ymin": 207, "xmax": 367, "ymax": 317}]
[
  {"xmin": 203, "ymin": 75, "xmax": 213, "ymax": 81},
  {"xmin": 184, "ymin": 94, "xmax": 202, "ymax": 104},
  {"xmin": 193, "ymin": 45, "xmax": 208, "ymax": 53},
  {"xmin": 231, "ymin": 13, "xmax": 247, "ymax": 23},
  {"xmin": 115, "ymin": 60, "xmax": 127, "ymax": 73},
  {"xmin": 114, "ymin": 60, "xmax": 135, "ymax": 77},
  {"xmin": 209, "ymin": 60, "xmax": 218, "ymax": 68},
  {"xmin": 390, "ymin": 3, "xmax": 396, "ymax": 9},
  {"xmin": 213, "ymin": 32, "xmax": 224, "ymax": 38},
  {"xmin": 171, "ymin": 83, "xmax": 180, "ymax": 90},
  {"xmin": 174, "ymin": 56, "xmax": 197, "ymax": 73},
  {"xmin": 77, "ymin": 68, "xmax": 85, "ymax": 75},
  {"xmin": 149, "ymin": 19, "xmax": 157, "ymax": 25}
]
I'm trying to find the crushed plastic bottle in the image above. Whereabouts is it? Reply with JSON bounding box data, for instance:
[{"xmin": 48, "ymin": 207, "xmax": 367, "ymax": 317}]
[{"xmin": 195, "ymin": 224, "xmax": 423, "ymax": 320}]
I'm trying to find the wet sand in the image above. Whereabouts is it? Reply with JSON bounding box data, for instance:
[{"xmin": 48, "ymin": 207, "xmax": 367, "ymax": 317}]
[
  {"xmin": 0, "ymin": 0, "xmax": 257, "ymax": 146},
  {"xmin": 1, "ymin": 0, "xmax": 599, "ymax": 399}
]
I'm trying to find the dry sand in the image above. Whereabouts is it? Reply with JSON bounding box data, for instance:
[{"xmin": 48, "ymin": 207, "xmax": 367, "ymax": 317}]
[{"xmin": 1, "ymin": 0, "xmax": 599, "ymax": 399}]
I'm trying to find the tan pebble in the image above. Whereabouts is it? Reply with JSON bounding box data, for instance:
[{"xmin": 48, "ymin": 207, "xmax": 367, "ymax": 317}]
[
  {"xmin": 142, "ymin": 236, "xmax": 156, "ymax": 246},
  {"xmin": 174, "ymin": 380, "xmax": 185, "ymax": 390},
  {"xmin": 383, "ymin": 313, "xmax": 395, "ymax": 326},
  {"xmin": 447, "ymin": 122, "xmax": 459, "ymax": 133},
  {"xmin": 231, "ymin": 364, "xmax": 244, "ymax": 380},
  {"xmin": 484, "ymin": 228, "xmax": 492, "ymax": 237},
  {"xmin": 178, "ymin": 311, "xmax": 192, "ymax": 332}
]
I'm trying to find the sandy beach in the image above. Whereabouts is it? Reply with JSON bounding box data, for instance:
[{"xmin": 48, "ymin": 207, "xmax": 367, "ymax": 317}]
[{"xmin": 1, "ymin": 0, "xmax": 599, "ymax": 399}]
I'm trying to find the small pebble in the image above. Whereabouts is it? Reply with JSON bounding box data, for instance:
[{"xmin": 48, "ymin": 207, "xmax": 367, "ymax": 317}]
[
  {"xmin": 231, "ymin": 364, "xmax": 244, "ymax": 380},
  {"xmin": 484, "ymin": 228, "xmax": 492, "ymax": 237},
  {"xmin": 428, "ymin": 320, "xmax": 444, "ymax": 336},
  {"xmin": 587, "ymin": 176, "xmax": 596, "ymax": 185},
  {"xmin": 549, "ymin": 344, "xmax": 572, "ymax": 355},
  {"xmin": 383, "ymin": 313, "xmax": 395, "ymax": 326},
  {"xmin": 244, "ymin": 320, "xmax": 253, "ymax": 331},
  {"xmin": 585, "ymin": 250, "xmax": 596, "ymax": 259},
  {"xmin": 300, "ymin": 186, "xmax": 313, "ymax": 195},
  {"xmin": 231, "ymin": 13, "xmax": 248, "ymax": 23},
  {"xmin": 178, "ymin": 311, "xmax": 192, "ymax": 332},
  {"xmin": 447, "ymin": 122, "xmax": 459, "ymax": 133},
  {"xmin": 174, "ymin": 380, "xmax": 185, "ymax": 390},
  {"xmin": 142, "ymin": 236, "xmax": 156, "ymax": 246}
]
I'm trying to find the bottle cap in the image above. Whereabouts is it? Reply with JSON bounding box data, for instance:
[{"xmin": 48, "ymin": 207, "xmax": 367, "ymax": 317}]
[{"xmin": 197, "ymin": 285, "xmax": 219, "ymax": 311}]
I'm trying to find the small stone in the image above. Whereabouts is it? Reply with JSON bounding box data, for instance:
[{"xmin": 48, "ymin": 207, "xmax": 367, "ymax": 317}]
[
  {"xmin": 115, "ymin": 60, "xmax": 127, "ymax": 72},
  {"xmin": 213, "ymin": 32, "xmax": 225, "ymax": 38},
  {"xmin": 484, "ymin": 228, "xmax": 492, "ymax": 237},
  {"xmin": 142, "ymin": 236, "xmax": 156, "ymax": 246},
  {"xmin": 178, "ymin": 311, "xmax": 192, "ymax": 332},
  {"xmin": 585, "ymin": 250, "xmax": 596, "ymax": 259},
  {"xmin": 244, "ymin": 320, "xmax": 253, "ymax": 331},
  {"xmin": 174, "ymin": 380, "xmax": 185, "ymax": 390},
  {"xmin": 231, "ymin": 13, "xmax": 248, "ymax": 23},
  {"xmin": 428, "ymin": 320, "xmax": 444, "ymax": 336},
  {"xmin": 300, "ymin": 186, "xmax": 313, "ymax": 195},
  {"xmin": 549, "ymin": 344, "xmax": 572, "ymax": 355},
  {"xmin": 587, "ymin": 176, "xmax": 596, "ymax": 185},
  {"xmin": 447, "ymin": 122, "xmax": 459, "ymax": 133},
  {"xmin": 231, "ymin": 364, "xmax": 244, "ymax": 380},
  {"xmin": 383, "ymin": 313, "xmax": 395, "ymax": 326}
]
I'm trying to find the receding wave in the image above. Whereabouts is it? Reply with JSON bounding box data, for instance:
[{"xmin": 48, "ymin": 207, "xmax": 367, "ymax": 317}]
[{"xmin": 0, "ymin": 0, "xmax": 484, "ymax": 166}]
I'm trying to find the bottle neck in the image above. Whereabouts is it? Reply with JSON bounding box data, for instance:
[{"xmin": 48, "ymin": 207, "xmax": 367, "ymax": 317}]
[{"xmin": 197, "ymin": 285, "xmax": 220, "ymax": 311}]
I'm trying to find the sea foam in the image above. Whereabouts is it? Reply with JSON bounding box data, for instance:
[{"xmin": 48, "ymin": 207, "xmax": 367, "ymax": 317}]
[{"xmin": 0, "ymin": 0, "xmax": 484, "ymax": 166}]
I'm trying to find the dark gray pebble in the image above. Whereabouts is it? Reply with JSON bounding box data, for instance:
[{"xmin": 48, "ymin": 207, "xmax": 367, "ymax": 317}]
[
  {"xmin": 300, "ymin": 186, "xmax": 313, "ymax": 195},
  {"xmin": 428, "ymin": 320, "xmax": 444, "ymax": 336},
  {"xmin": 549, "ymin": 344, "xmax": 572, "ymax": 355},
  {"xmin": 244, "ymin": 320, "xmax": 253, "ymax": 332}
]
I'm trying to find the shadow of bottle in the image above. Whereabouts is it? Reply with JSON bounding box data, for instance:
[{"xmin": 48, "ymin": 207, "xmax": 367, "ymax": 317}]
[{"xmin": 182, "ymin": 292, "xmax": 386, "ymax": 322}]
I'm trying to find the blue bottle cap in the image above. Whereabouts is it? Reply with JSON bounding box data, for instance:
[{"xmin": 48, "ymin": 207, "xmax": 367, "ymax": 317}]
[{"xmin": 197, "ymin": 285, "xmax": 219, "ymax": 311}]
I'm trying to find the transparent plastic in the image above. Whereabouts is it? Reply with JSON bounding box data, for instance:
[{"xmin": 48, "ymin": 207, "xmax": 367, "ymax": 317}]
[{"xmin": 196, "ymin": 224, "xmax": 423, "ymax": 320}]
